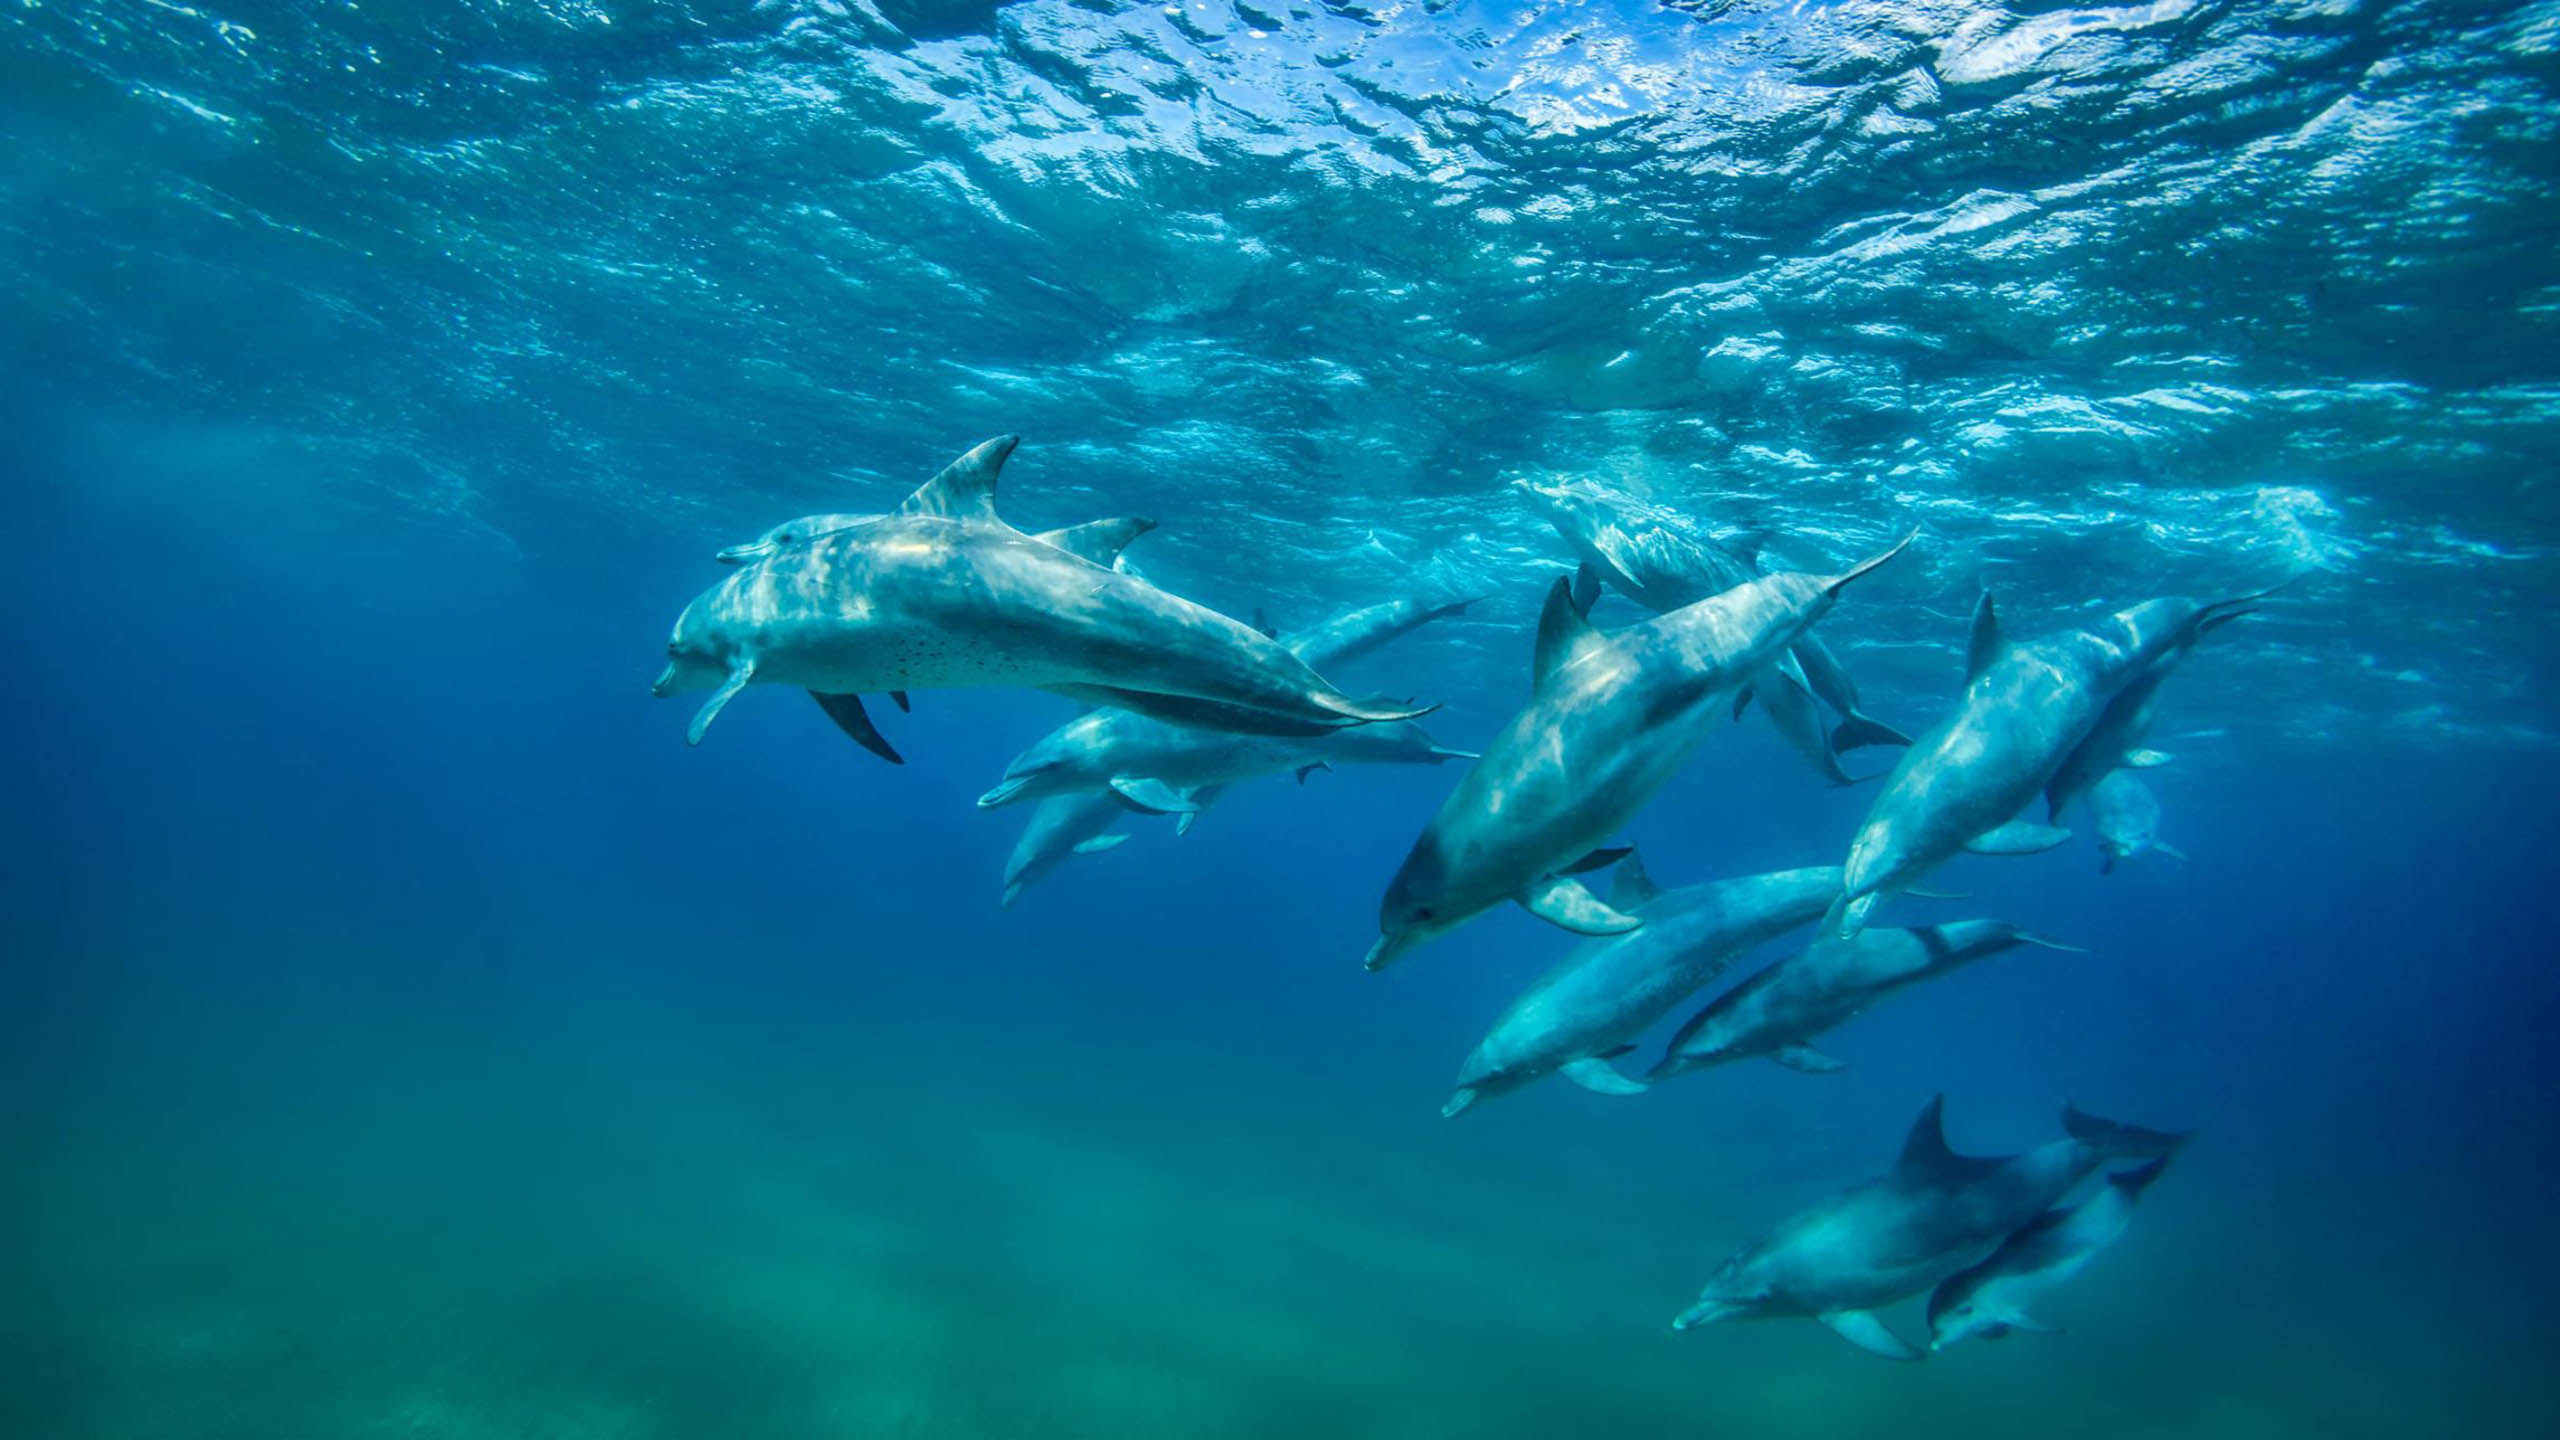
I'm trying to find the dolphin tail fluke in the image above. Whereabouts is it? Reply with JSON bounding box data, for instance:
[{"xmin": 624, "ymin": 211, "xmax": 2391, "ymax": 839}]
[
  {"xmin": 1559, "ymin": 1056, "xmax": 1649, "ymax": 1097},
  {"xmin": 1819, "ymin": 1309, "xmax": 1924, "ymax": 1361},
  {"xmin": 809, "ymin": 691, "xmax": 905, "ymax": 764},
  {"xmin": 1822, "ymin": 529, "xmax": 1919, "ymax": 596},
  {"xmin": 1441, "ymin": 1087, "xmax": 1480, "ymax": 1118},
  {"xmin": 1829, "ymin": 712, "xmax": 1913, "ymax": 751},
  {"xmin": 685, "ymin": 661, "xmax": 756, "ymax": 746},
  {"xmin": 1518, "ymin": 875, "xmax": 1643, "ymax": 935},
  {"xmin": 2062, "ymin": 1102, "xmax": 2191, "ymax": 1159}
]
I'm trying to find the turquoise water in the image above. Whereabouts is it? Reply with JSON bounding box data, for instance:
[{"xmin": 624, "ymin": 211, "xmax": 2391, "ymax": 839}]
[{"xmin": 5, "ymin": 2, "xmax": 2558, "ymax": 1437}]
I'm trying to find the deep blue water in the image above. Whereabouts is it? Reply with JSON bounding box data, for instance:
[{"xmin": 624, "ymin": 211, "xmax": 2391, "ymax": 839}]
[{"xmin": 6, "ymin": 2, "xmax": 2560, "ymax": 1437}]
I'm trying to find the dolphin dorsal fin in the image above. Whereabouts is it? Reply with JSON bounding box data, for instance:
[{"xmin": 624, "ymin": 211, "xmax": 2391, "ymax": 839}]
[
  {"xmin": 1033, "ymin": 516, "xmax": 1155, "ymax": 568},
  {"xmin": 898, "ymin": 435, "xmax": 1022, "ymax": 521},
  {"xmin": 1609, "ymin": 850, "xmax": 1662, "ymax": 910},
  {"xmin": 1894, "ymin": 1095, "xmax": 2006, "ymax": 1186},
  {"xmin": 1533, "ymin": 576, "xmax": 1613, "ymax": 690},
  {"xmin": 1965, "ymin": 594, "xmax": 2005, "ymax": 682}
]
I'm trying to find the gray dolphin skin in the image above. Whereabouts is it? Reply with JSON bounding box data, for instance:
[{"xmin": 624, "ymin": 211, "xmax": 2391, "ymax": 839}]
[
  {"xmin": 1672, "ymin": 1097, "xmax": 2187, "ymax": 1360},
  {"xmin": 978, "ymin": 595, "xmax": 1478, "ymax": 812},
  {"xmin": 1443, "ymin": 857, "xmax": 1843, "ymax": 1116},
  {"xmin": 1516, "ymin": 478, "xmax": 1912, "ymax": 779},
  {"xmin": 1367, "ymin": 533, "xmax": 1915, "ymax": 971},
  {"xmin": 1926, "ymin": 1154, "xmax": 2173, "ymax": 1351},
  {"xmin": 654, "ymin": 436, "xmax": 1436, "ymax": 756},
  {"xmin": 2087, "ymin": 771, "xmax": 2186, "ymax": 872},
  {"xmin": 1649, "ymin": 920, "xmax": 2078, "ymax": 1083},
  {"xmin": 999, "ymin": 791, "xmax": 1132, "ymax": 908},
  {"xmin": 1831, "ymin": 591, "xmax": 2259, "ymax": 937}
]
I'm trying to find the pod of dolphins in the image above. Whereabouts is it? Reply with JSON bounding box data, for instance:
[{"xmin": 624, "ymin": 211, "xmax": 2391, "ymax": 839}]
[{"xmin": 658, "ymin": 437, "xmax": 2276, "ymax": 1362}]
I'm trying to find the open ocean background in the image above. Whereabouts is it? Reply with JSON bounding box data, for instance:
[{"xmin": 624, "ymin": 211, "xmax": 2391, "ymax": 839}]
[{"xmin": 5, "ymin": 2, "xmax": 2559, "ymax": 1436}]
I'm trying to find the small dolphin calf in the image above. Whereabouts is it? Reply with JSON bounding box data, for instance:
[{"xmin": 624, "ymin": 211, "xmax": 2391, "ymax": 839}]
[
  {"xmin": 655, "ymin": 437, "xmax": 1433, "ymax": 757},
  {"xmin": 1517, "ymin": 478, "xmax": 1911, "ymax": 781},
  {"xmin": 1927, "ymin": 1154, "xmax": 2173, "ymax": 1351},
  {"xmin": 1368, "ymin": 533, "xmax": 1913, "ymax": 970},
  {"xmin": 1673, "ymin": 1097, "xmax": 2185, "ymax": 1360},
  {"xmin": 979, "ymin": 595, "xmax": 1478, "ymax": 813},
  {"xmin": 1650, "ymin": 920, "xmax": 2077, "ymax": 1082},
  {"xmin": 999, "ymin": 791, "xmax": 1132, "ymax": 908},
  {"xmin": 2087, "ymin": 770, "xmax": 2187, "ymax": 872},
  {"xmin": 1443, "ymin": 857, "xmax": 1842, "ymax": 1116},
  {"xmin": 1832, "ymin": 591, "xmax": 2257, "ymax": 937}
]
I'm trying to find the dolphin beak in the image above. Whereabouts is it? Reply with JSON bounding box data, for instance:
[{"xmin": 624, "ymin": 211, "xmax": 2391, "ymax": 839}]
[
  {"xmin": 651, "ymin": 663, "xmax": 679, "ymax": 697},
  {"xmin": 1671, "ymin": 1300, "xmax": 1739, "ymax": 1331},
  {"xmin": 976, "ymin": 772, "xmax": 1044, "ymax": 809},
  {"xmin": 1362, "ymin": 930, "xmax": 1416, "ymax": 973},
  {"xmin": 715, "ymin": 541, "xmax": 771, "ymax": 565}
]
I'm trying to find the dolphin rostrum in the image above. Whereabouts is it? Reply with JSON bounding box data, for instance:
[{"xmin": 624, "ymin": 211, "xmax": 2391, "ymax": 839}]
[
  {"xmin": 654, "ymin": 437, "xmax": 1435, "ymax": 756},
  {"xmin": 1926, "ymin": 1153, "xmax": 2174, "ymax": 1351},
  {"xmin": 1649, "ymin": 920, "xmax": 2080, "ymax": 1082},
  {"xmin": 1368, "ymin": 533, "xmax": 1914, "ymax": 970},
  {"xmin": 1831, "ymin": 591, "xmax": 2259, "ymax": 937},
  {"xmin": 1443, "ymin": 857, "xmax": 1843, "ymax": 1116},
  {"xmin": 1672, "ymin": 1097, "xmax": 2187, "ymax": 1360}
]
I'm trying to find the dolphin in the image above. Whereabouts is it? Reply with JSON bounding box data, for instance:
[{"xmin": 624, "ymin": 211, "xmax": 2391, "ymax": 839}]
[
  {"xmin": 1443, "ymin": 857, "xmax": 1843, "ymax": 1116},
  {"xmin": 2042, "ymin": 586, "xmax": 2263, "ymax": 821},
  {"xmin": 979, "ymin": 595, "xmax": 1479, "ymax": 811},
  {"xmin": 2087, "ymin": 770, "xmax": 2187, "ymax": 872},
  {"xmin": 1926, "ymin": 1153, "xmax": 2173, "ymax": 1351},
  {"xmin": 999, "ymin": 791, "xmax": 1132, "ymax": 908},
  {"xmin": 1649, "ymin": 920, "xmax": 2079, "ymax": 1082},
  {"xmin": 1515, "ymin": 478, "xmax": 1912, "ymax": 767},
  {"xmin": 1671, "ymin": 1097, "xmax": 2187, "ymax": 1360},
  {"xmin": 1830, "ymin": 591, "xmax": 2258, "ymax": 937},
  {"xmin": 1368, "ymin": 533, "xmax": 1913, "ymax": 970},
  {"xmin": 654, "ymin": 437, "xmax": 1435, "ymax": 756}
]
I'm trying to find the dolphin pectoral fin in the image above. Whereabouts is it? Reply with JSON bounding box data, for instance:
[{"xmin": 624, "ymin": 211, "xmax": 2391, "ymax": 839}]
[
  {"xmin": 1558, "ymin": 845, "xmax": 1633, "ymax": 877},
  {"xmin": 1732, "ymin": 687, "xmax": 1754, "ymax": 720},
  {"xmin": 1107, "ymin": 777, "xmax": 1202, "ymax": 815},
  {"xmin": 1427, "ymin": 746, "xmax": 1481, "ymax": 762},
  {"xmin": 1830, "ymin": 712, "xmax": 1913, "ymax": 751},
  {"xmin": 1441, "ymin": 1087, "xmax": 1480, "ymax": 1118},
  {"xmin": 1175, "ymin": 785, "xmax": 1223, "ymax": 836},
  {"xmin": 809, "ymin": 691, "xmax": 905, "ymax": 764},
  {"xmin": 1569, "ymin": 561, "xmax": 1603, "ymax": 617},
  {"xmin": 1999, "ymin": 1311, "xmax": 2062, "ymax": 1336},
  {"xmin": 1608, "ymin": 851, "xmax": 1662, "ymax": 910},
  {"xmin": 686, "ymin": 661, "xmax": 756, "ymax": 746},
  {"xmin": 1071, "ymin": 834, "xmax": 1131, "ymax": 855},
  {"xmin": 1559, "ymin": 1057, "xmax": 1648, "ymax": 1097},
  {"xmin": 890, "ymin": 690, "xmax": 910, "ymax": 712},
  {"xmin": 1819, "ymin": 1310, "xmax": 1924, "ymax": 1361},
  {"xmin": 1771, "ymin": 1044, "xmax": 1849, "ymax": 1074},
  {"xmin": 897, "ymin": 434, "xmax": 1019, "ymax": 521},
  {"xmin": 2125, "ymin": 748, "xmax": 2171, "ymax": 768},
  {"xmin": 1032, "ymin": 516, "xmax": 1156, "ymax": 567},
  {"xmin": 1316, "ymin": 692, "xmax": 1440, "ymax": 726},
  {"xmin": 1518, "ymin": 876, "xmax": 1643, "ymax": 935},
  {"xmin": 1294, "ymin": 762, "xmax": 1330, "ymax": 784},
  {"xmin": 1965, "ymin": 821, "xmax": 2072, "ymax": 855},
  {"xmin": 2154, "ymin": 841, "xmax": 2192, "ymax": 864}
]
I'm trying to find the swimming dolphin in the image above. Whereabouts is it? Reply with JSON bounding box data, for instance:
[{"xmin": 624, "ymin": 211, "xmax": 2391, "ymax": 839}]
[
  {"xmin": 1516, "ymin": 478, "xmax": 1912, "ymax": 779},
  {"xmin": 1830, "ymin": 591, "xmax": 2258, "ymax": 937},
  {"xmin": 1443, "ymin": 857, "xmax": 1843, "ymax": 1116},
  {"xmin": 1926, "ymin": 1153, "xmax": 2173, "ymax": 1351},
  {"xmin": 1000, "ymin": 791, "xmax": 1132, "ymax": 908},
  {"xmin": 1367, "ymin": 534, "xmax": 1914, "ymax": 970},
  {"xmin": 2087, "ymin": 770, "xmax": 2187, "ymax": 872},
  {"xmin": 2042, "ymin": 585, "xmax": 2262, "ymax": 821},
  {"xmin": 654, "ymin": 437, "xmax": 1434, "ymax": 756},
  {"xmin": 978, "ymin": 595, "xmax": 1479, "ymax": 811},
  {"xmin": 1649, "ymin": 920, "xmax": 2079, "ymax": 1082},
  {"xmin": 1672, "ymin": 1097, "xmax": 2187, "ymax": 1360}
]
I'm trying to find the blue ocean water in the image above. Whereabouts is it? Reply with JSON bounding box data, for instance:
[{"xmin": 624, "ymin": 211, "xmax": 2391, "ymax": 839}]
[{"xmin": 5, "ymin": 1, "xmax": 2559, "ymax": 1436}]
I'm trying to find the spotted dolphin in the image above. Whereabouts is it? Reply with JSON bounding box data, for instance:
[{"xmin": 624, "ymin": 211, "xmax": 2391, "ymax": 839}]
[
  {"xmin": 1515, "ymin": 477, "xmax": 1912, "ymax": 773},
  {"xmin": 1926, "ymin": 1153, "xmax": 2174, "ymax": 1351},
  {"xmin": 999, "ymin": 791, "xmax": 1132, "ymax": 908},
  {"xmin": 1442, "ymin": 857, "xmax": 1842, "ymax": 1116},
  {"xmin": 1368, "ymin": 533, "xmax": 1913, "ymax": 970},
  {"xmin": 1672, "ymin": 1097, "xmax": 2187, "ymax": 1360},
  {"xmin": 978, "ymin": 596, "xmax": 1479, "ymax": 812},
  {"xmin": 654, "ymin": 437, "xmax": 1435, "ymax": 758},
  {"xmin": 1649, "ymin": 920, "xmax": 2079, "ymax": 1082},
  {"xmin": 1830, "ymin": 591, "xmax": 2259, "ymax": 937},
  {"xmin": 2087, "ymin": 770, "xmax": 2187, "ymax": 872}
]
